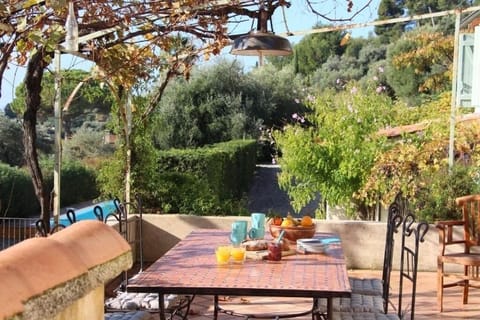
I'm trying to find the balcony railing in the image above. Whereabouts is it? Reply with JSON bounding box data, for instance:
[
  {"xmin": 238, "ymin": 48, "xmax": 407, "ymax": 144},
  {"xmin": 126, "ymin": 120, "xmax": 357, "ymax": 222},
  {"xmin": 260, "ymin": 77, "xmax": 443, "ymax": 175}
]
[{"xmin": 0, "ymin": 217, "xmax": 38, "ymax": 250}]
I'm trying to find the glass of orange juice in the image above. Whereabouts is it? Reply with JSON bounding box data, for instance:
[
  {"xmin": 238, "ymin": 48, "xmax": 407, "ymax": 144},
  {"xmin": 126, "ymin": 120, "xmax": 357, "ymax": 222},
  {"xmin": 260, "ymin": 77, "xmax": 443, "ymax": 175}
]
[
  {"xmin": 230, "ymin": 246, "xmax": 246, "ymax": 264},
  {"xmin": 215, "ymin": 245, "xmax": 231, "ymax": 265}
]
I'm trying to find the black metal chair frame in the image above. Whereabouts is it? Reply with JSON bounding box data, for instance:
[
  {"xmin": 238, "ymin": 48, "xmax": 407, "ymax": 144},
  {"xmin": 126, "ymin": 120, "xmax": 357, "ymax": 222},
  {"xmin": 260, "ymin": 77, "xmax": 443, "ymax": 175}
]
[
  {"xmin": 347, "ymin": 194, "xmax": 404, "ymax": 314},
  {"xmin": 380, "ymin": 196, "xmax": 405, "ymax": 313},
  {"xmin": 315, "ymin": 197, "xmax": 405, "ymax": 316},
  {"xmin": 330, "ymin": 212, "xmax": 428, "ymax": 320},
  {"xmin": 396, "ymin": 213, "xmax": 429, "ymax": 320},
  {"xmin": 35, "ymin": 219, "xmax": 65, "ymax": 236}
]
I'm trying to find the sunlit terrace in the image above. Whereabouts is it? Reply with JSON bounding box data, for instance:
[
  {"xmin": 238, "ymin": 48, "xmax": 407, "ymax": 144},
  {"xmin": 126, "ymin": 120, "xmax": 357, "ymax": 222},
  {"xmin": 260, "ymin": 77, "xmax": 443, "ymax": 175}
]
[{"xmin": 2, "ymin": 213, "xmax": 480, "ymax": 319}]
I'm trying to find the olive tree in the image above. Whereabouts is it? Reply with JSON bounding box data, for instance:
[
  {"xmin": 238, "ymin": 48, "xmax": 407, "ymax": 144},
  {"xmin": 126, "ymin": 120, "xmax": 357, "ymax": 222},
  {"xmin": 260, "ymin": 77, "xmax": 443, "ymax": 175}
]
[{"xmin": 0, "ymin": 114, "xmax": 23, "ymax": 167}]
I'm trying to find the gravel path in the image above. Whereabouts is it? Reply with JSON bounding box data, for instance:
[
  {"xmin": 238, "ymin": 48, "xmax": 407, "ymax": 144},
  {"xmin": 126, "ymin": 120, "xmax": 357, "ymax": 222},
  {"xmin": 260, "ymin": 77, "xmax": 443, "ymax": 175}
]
[{"xmin": 246, "ymin": 164, "xmax": 320, "ymax": 217}]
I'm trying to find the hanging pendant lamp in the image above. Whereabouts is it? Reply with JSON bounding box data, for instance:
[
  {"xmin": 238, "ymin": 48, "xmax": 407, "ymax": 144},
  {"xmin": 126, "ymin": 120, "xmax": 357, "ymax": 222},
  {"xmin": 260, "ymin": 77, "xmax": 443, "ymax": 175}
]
[
  {"xmin": 230, "ymin": 5, "xmax": 292, "ymax": 57},
  {"xmin": 230, "ymin": 30, "xmax": 292, "ymax": 56}
]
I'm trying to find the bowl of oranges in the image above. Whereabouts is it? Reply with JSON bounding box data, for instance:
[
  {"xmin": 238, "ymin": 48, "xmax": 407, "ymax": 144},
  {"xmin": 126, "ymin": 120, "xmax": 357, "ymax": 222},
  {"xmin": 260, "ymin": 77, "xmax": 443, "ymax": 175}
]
[{"xmin": 268, "ymin": 214, "xmax": 316, "ymax": 243}]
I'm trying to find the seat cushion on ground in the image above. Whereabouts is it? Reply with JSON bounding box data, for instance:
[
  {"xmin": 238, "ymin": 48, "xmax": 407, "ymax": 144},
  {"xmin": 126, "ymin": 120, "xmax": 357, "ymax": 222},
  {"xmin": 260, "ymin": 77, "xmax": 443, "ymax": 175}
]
[
  {"xmin": 349, "ymin": 277, "xmax": 383, "ymax": 296},
  {"xmin": 104, "ymin": 311, "xmax": 155, "ymax": 320},
  {"xmin": 318, "ymin": 293, "xmax": 384, "ymax": 313},
  {"xmin": 105, "ymin": 291, "xmax": 182, "ymax": 311},
  {"xmin": 332, "ymin": 312, "xmax": 399, "ymax": 320}
]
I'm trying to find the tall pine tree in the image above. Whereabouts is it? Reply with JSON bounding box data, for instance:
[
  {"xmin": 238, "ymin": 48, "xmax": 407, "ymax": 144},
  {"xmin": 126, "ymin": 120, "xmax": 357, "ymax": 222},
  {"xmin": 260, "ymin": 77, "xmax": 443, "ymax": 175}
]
[
  {"xmin": 375, "ymin": 0, "xmax": 407, "ymax": 43},
  {"xmin": 404, "ymin": 0, "xmax": 475, "ymax": 15}
]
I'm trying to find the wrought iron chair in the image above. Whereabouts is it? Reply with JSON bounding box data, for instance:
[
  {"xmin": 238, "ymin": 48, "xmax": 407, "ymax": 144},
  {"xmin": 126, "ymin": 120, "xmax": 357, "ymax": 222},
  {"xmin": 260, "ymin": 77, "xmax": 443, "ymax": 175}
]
[
  {"xmin": 436, "ymin": 194, "xmax": 480, "ymax": 311},
  {"xmin": 318, "ymin": 195, "xmax": 405, "ymax": 314},
  {"xmin": 103, "ymin": 195, "xmax": 195, "ymax": 320},
  {"xmin": 35, "ymin": 218, "xmax": 67, "ymax": 236},
  {"xmin": 349, "ymin": 194, "xmax": 405, "ymax": 301},
  {"xmin": 319, "ymin": 210, "xmax": 403, "ymax": 314},
  {"xmin": 331, "ymin": 213, "xmax": 429, "ymax": 320}
]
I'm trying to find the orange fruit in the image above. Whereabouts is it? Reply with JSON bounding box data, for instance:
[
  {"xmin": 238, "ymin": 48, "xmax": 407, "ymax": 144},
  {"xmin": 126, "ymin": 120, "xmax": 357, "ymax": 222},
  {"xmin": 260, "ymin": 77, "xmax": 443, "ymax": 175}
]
[
  {"xmin": 272, "ymin": 216, "xmax": 283, "ymax": 226},
  {"xmin": 300, "ymin": 215, "xmax": 313, "ymax": 227}
]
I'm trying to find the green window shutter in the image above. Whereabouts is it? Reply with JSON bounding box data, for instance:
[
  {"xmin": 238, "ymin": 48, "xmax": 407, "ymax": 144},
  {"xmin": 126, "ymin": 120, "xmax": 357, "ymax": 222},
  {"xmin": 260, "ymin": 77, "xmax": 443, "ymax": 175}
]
[
  {"xmin": 456, "ymin": 33, "xmax": 474, "ymax": 107},
  {"xmin": 472, "ymin": 26, "xmax": 480, "ymax": 110}
]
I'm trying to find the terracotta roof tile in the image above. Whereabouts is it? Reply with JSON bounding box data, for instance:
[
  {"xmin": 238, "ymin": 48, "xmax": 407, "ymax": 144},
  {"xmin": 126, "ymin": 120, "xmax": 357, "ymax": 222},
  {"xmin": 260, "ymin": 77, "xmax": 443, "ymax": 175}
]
[
  {"xmin": 0, "ymin": 220, "xmax": 131, "ymax": 319},
  {"xmin": 0, "ymin": 237, "xmax": 87, "ymax": 319},
  {"xmin": 50, "ymin": 220, "xmax": 131, "ymax": 267},
  {"xmin": 378, "ymin": 113, "xmax": 480, "ymax": 138}
]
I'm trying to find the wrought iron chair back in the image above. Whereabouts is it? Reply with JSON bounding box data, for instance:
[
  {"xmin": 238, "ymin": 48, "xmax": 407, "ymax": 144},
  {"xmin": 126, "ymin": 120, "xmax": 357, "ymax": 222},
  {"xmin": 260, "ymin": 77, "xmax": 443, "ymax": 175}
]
[
  {"xmin": 397, "ymin": 213, "xmax": 429, "ymax": 320},
  {"xmin": 34, "ymin": 219, "xmax": 66, "ymax": 237},
  {"xmin": 381, "ymin": 195, "xmax": 406, "ymax": 313},
  {"xmin": 35, "ymin": 197, "xmax": 139, "ymax": 269},
  {"xmin": 319, "ymin": 197, "xmax": 405, "ymax": 316},
  {"xmin": 88, "ymin": 196, "xmax": 144, "ymax": 290},
  {"xmin": 112, "ymin": 195, "xmax": 145, "ymax": 288},
  {"xmin": 122, "ymin": 196, "xmax": 144, "ymax": 271},
  {"xmin": 346, "ymin": 194, "xmax": 405, "ymax": 312},
  {"xmin": 66, "ymin": 209, "xmax": 77, "ymax": 224}
]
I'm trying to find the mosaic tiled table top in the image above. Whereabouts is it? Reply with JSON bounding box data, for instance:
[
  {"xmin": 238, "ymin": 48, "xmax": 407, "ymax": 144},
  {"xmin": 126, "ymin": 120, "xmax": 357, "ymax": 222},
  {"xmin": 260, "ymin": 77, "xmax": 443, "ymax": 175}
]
[{"xmin": 128, "ymin": 229, "xmax": 351, "ymax": 299}]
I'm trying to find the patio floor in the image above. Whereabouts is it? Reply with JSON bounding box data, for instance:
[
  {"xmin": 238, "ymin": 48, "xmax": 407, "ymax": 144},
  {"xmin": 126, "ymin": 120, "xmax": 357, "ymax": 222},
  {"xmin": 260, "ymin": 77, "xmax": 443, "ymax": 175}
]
[{"xmin": 185, "ymin": 270, "xmax": 480, "ymax": 319}]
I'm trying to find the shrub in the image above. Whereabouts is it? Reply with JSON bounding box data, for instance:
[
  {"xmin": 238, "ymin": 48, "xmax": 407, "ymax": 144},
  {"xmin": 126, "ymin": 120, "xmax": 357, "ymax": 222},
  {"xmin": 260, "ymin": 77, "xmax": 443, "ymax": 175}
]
[
  {"xmin": 276, "ymin": 84, "xmax": 395, "ymax": 218},
  {"xmin": 43, "ymin": 160, "xmax": 100, "ymax": 208},
  {"xmin": 0, "ymin": 163, "xmax": 39, "ymax": 218},
  {"xmin": 97, "ymin": 149, "xmax": 125, "ymax": 200},
  {"xmin": 0, "ymin": 115, "xmax": 24, "ymax": 167},
  {"xmin": 412, "ymin": 165, "xmax": 480, "ymax": 223},
  {"xmin": 63, "ymin": 127, "xmax": 115, "ymax": 162},
  {"xmin": 98, "ymin": 139, "xmax": 256, "ymax": 215},
  {"xmin": 60, "ymin": 162, "xmax": 99, "ymax": 206},
  {"xmin": 156, "ymin": 139, "xmax": 256, "ymax": 203},
  {"xmin": 141, "ymin": 172, "xmax": 223, "ymax": 215}
]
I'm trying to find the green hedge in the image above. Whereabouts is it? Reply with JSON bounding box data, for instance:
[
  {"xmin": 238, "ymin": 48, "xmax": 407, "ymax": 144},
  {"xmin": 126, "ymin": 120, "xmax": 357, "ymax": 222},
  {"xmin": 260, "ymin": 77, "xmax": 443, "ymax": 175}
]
[
  {"xmin": 0, "ymin": 163, "xmax": 39, "ymax": 218},
  {"xmin": 141, "ymin": 139, "xmax": 257, "ymax": 215},
  {"xmin": 44, "ymin": 161, "xmax": 99, "ymax": 208},
  {"xmin": 0, "ymin": 161, "xmax": 99, "ymax": 218},
  {"xmin": 206, "ymin": 140, "xmax": 257, "ymax": 200}
]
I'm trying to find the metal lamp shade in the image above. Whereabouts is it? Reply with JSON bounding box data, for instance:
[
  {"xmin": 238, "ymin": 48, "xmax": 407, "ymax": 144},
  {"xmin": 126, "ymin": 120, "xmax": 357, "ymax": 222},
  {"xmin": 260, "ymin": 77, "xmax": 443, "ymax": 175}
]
[{"xmin": 230, "ymin": 31, "xmax": 292, "ymax": 56}]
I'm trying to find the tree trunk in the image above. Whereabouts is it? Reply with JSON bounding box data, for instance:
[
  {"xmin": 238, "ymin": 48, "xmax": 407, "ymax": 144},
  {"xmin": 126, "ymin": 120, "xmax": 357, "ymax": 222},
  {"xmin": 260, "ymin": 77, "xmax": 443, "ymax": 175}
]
[{"xmin": 23, "ymin": 51, "xmax": 50, "ymax": 232}]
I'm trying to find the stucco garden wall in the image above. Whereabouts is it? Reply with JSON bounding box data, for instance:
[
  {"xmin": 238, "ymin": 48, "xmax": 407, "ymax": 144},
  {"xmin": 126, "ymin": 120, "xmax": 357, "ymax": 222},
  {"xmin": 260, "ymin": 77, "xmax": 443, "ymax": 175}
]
[{"xmin": 141, "ymin": 214, "xmax": 443, "ymax": 272}]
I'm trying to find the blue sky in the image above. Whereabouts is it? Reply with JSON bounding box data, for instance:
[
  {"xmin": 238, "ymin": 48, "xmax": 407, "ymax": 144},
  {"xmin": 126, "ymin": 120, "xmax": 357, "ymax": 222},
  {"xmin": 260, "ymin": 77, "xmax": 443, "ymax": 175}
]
[
  {"xmin": 0, "ymin": 0, "xmax": 381, "ymax": 109},
  {"xmin": 220, "ymin": 0, "xmax": 381, "ymax": 69}
]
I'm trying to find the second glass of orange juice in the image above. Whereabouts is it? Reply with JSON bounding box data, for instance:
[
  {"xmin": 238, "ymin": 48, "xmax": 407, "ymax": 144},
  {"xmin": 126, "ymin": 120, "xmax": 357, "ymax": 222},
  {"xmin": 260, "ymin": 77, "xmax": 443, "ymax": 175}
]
[{"xmin": 230, "ymin": 246, "xmax": 246, "ymax": 264}]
